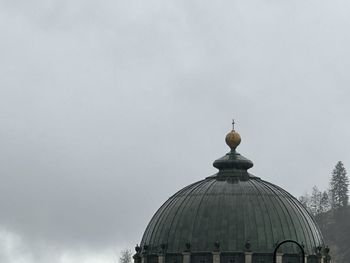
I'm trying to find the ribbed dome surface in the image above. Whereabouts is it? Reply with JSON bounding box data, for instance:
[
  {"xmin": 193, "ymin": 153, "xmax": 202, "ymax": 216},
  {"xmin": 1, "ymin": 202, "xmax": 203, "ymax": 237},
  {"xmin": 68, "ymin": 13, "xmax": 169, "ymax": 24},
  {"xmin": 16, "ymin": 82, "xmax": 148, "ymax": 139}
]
[
  {"xmin": 141, "ymin": 175, "xmax": 324, "ymax": 255},
  {"xmin": 140, "ymin": 127, "xmax": 325, "ymax": 256}
]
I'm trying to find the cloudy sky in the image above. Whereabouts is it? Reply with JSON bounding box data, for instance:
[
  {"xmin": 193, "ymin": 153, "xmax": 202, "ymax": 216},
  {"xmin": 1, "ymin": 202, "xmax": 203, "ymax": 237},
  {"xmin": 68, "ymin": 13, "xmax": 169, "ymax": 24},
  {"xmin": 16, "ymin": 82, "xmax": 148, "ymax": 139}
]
[{"xmin": 1, "ymin": 0, "xmax": 350, "ymax": 262}]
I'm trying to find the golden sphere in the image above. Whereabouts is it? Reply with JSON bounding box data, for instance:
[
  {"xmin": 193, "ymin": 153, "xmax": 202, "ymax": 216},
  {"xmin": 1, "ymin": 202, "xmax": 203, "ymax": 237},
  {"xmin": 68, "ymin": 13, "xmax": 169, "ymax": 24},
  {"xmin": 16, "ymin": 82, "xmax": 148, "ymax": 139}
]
[{"xmin": 225, "ymin": 130, "xmax": 241, "ymax": 150}]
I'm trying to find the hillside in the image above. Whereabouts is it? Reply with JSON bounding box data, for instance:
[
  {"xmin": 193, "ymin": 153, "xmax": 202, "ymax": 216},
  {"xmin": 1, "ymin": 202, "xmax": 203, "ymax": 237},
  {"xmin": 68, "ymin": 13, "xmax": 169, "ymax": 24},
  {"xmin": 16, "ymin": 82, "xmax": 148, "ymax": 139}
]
[{"xmin": 315, "ymin": 206, "xmax": 350, "ymax": 263}]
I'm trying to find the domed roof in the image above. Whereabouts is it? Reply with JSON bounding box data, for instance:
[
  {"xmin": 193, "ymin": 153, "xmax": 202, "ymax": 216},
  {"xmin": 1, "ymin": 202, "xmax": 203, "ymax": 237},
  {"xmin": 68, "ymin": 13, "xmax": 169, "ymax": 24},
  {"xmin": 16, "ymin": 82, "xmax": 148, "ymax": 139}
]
[{"xmin": 140, "ymin": 125, "xmax": 324, "ymax": 255}]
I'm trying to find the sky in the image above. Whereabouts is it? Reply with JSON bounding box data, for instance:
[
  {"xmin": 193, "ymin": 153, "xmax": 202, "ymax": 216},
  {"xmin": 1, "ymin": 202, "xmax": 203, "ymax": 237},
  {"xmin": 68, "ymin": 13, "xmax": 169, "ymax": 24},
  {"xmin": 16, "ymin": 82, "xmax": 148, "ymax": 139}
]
[{"xmin": 1, "ymin": 0, "xmax": 350, "ymax": 262}]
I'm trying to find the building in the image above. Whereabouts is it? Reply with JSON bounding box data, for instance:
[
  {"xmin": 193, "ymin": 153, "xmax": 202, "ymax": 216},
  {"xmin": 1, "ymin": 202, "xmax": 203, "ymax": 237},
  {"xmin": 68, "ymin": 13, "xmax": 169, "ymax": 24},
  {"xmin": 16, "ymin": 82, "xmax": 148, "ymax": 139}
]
[{"xmin": 134, "ymin": 123, "xmax": 331, "ymax": 263}]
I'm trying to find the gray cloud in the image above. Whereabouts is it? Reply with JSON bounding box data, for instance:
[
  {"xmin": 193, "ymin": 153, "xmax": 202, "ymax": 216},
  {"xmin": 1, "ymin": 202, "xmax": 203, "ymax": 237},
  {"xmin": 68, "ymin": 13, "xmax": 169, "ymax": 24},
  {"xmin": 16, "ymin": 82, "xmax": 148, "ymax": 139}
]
[{"xmin": 1, "ymin": 0, "xmax": 350, "ymax": 262}]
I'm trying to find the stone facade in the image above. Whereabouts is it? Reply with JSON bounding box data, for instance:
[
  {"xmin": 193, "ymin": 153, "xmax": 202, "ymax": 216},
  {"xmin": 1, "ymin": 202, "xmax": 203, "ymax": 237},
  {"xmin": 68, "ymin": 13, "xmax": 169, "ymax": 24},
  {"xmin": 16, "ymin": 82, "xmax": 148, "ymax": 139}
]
[{"xmin": 134, "ymin": 252, "xmax": 330, "ymax": 263}]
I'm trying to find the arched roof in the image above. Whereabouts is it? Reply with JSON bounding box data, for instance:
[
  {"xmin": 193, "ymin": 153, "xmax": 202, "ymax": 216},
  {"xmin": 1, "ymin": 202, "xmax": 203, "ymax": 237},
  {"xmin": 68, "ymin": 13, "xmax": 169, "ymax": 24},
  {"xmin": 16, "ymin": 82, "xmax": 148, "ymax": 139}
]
[{"xmin": 140, "ymin": 126, "xmax": 324, "ymax": 255}]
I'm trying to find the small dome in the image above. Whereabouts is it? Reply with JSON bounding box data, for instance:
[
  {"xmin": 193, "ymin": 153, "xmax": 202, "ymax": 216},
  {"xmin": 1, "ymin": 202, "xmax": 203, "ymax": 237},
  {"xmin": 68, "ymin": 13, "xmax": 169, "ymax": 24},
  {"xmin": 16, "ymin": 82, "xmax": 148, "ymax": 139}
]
[{"xmin": 139, "ymin": 124, "xmax": 325, "ymax": 256}]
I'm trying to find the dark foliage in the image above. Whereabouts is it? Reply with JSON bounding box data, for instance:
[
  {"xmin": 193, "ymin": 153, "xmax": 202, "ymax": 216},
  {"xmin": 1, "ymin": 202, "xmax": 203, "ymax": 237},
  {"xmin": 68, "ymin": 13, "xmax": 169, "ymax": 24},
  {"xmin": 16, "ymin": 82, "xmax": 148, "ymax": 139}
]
[
  {"xmin": 315, "ymin": 206, "xmax": 350, "ymax": 263},
  {"xmin": 330, "ymin": 161, "xmax": 349, "ymax": 208}
]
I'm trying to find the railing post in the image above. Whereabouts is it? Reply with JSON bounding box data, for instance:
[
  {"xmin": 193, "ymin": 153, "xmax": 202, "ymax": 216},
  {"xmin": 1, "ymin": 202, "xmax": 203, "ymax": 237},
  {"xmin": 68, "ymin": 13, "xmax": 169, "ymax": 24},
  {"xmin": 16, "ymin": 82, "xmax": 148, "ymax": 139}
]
[
  {"xmin": 183, "ymin": 252, "xmax": 191, "ymax": 263},
  {"xmin": 244, "ymin": 252, "xmax": 252, "ymax": 263}
]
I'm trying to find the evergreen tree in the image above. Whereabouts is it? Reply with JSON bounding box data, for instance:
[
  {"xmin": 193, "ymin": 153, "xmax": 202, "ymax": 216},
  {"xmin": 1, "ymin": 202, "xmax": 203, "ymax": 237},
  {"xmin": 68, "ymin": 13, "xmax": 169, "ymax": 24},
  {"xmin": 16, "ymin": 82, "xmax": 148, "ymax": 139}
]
[
  {"xmin": 119, "ymin": 249, "xmax": 133, "ymax": 263},
  {"xmin": 330, "ymin": 161, "xmax": 349, "ymax": 209},
  {"xmin": 299, "ymin": 193, "xmax": 311, "ymax": 212},
  {"xmin": 319, "ymin": 191, "xmax": 330, "ymax": 213},
  {"xmin": 310, "ymin": 186, "xmax": 322, "ymax": 215}
]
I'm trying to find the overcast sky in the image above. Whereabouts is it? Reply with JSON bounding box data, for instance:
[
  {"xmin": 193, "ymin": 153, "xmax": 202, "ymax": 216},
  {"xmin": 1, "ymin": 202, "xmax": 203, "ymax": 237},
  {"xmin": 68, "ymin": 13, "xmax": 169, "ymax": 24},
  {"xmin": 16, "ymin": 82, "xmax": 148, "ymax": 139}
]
[{"xmin": 1, "ymin": 0, "xmax": 350, "ymax": 262}]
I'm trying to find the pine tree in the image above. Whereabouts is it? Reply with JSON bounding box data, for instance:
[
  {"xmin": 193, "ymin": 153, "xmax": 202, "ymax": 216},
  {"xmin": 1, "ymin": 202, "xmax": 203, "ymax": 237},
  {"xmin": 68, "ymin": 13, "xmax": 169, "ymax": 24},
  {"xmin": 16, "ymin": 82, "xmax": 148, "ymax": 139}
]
[
  {"xmin": 319, "ymin": 191, "xmax": 330, "ymax": 213},
  {"xmin": 299, "ymin": 193, "xmax": 311, "ymax": 212},
  {"xmin": 329, "ymin": 161, "xmax": 349, "ymax": 209},
  {"xmin": 310, "ymin": 186, "xmax": 322, "ymax": 215},
  {"xmin": 119, "ymin": 249, "xmax": 133, "ymax": 263}
]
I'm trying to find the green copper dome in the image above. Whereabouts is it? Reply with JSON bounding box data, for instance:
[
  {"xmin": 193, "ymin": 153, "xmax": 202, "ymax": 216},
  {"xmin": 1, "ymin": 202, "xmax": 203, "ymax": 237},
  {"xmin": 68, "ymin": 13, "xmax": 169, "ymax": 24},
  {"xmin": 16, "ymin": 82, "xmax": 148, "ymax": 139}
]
[{"xmin": 140, "ymin": 126, "xmax": 324, "ymax": 256}]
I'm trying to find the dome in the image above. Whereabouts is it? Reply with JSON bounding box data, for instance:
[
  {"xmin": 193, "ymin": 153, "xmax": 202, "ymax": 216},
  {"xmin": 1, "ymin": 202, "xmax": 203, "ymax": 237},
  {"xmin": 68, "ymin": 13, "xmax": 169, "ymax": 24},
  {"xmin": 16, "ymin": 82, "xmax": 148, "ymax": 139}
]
[
  {"xmin": 141, "ymin": 174, "xmax": 323, "ymax": 255},
  {"xmin": 137, "ymin": 124, "xmax": 326, "ymax": 262}
]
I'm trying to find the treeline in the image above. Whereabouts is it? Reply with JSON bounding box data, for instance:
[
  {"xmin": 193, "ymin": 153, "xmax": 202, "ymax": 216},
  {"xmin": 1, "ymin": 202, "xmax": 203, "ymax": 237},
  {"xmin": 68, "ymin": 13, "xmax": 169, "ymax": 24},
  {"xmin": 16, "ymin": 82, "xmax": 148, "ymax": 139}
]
[
  {"xmin": 299, "ymin": 161, "xmax": 349, "ymax": 216},
  {"xmin": 299, "ymin": 161, "xmax": 350, "ymax": 263}
]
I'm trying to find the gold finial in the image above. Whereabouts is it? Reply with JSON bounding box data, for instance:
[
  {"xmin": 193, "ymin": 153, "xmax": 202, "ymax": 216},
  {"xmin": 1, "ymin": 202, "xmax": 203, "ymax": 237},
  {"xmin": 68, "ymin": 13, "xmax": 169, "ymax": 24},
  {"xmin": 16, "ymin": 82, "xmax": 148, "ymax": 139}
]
[{"xmin": 225, "ymin": 119, "xmax": 241, "ymax": 151}]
